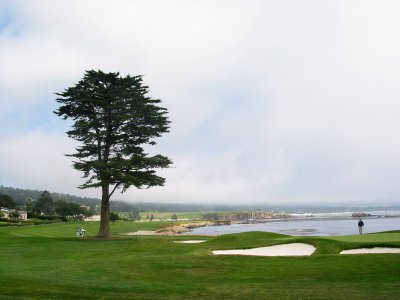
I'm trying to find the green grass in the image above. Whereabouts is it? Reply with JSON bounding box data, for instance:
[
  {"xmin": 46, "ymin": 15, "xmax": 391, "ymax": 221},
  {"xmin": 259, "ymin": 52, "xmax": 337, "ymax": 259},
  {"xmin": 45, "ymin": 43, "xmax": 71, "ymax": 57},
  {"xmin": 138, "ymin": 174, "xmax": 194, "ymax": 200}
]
[{"xmin": 1, "ymin": 222, "xmax": 400, "ymax": 299}]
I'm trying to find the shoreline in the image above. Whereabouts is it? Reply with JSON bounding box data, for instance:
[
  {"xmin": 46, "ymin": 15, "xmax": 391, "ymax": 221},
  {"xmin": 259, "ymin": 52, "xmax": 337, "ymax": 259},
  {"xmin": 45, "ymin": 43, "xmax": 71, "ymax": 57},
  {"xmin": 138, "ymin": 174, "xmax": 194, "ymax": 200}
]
[
  {"xmin": 186, "ymin": 213, "xmax": 400, "ymax": 236},
  {"xmin": 125, "ymin": 211, "xmax": 400, "ymax": 237}
]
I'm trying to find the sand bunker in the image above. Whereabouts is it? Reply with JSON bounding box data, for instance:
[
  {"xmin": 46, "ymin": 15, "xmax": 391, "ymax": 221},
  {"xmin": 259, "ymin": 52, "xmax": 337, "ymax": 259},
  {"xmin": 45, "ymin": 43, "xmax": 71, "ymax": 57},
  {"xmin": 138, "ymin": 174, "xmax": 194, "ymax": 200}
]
[
  {"xmin": 125, "ymin": 230, "xmax": 157, "ymax": 235},
  {"xmin": 340, "ymin": 247, "xmax": 400, "ymax": 255},
  {"xmin": 174, "ymin": 240, "xmax": 207, "ymax": 244},
  {"xmin": 213, "ymin": 243, "xmax": 316, "ymax": 257}
]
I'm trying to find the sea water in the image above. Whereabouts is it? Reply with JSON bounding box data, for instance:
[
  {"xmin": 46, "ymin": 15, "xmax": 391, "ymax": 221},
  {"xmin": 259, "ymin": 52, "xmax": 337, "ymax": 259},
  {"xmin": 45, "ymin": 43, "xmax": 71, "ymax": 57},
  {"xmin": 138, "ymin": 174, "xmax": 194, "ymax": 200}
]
[{"xmin": 187, "ymin": 211, "xmax": 400, "ymax": 236}]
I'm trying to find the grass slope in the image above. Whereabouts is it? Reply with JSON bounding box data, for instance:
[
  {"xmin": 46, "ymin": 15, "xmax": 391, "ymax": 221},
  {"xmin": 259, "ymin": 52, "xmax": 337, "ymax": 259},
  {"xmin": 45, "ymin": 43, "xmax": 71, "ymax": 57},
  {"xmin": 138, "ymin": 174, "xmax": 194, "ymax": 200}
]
[{"xmin": 1, "ymin": 222, "xmax": 400, "ymax": 299}]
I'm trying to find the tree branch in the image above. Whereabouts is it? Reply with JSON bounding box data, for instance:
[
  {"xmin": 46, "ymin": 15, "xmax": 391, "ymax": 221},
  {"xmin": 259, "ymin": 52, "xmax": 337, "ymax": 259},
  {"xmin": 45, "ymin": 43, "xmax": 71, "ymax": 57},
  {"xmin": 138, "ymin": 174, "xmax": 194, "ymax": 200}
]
[{"xmin": 109, "ymin": 183, "xmax": 121, "ymax": 198}]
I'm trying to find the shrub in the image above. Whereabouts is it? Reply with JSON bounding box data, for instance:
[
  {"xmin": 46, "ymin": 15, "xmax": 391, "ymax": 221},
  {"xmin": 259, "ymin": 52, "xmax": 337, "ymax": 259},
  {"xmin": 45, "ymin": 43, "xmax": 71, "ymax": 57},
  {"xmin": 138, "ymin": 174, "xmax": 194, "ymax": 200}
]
[
  {"xmin": 31, "ymin": 219, "xmax": 63, "ymax": 225},
  {"xmin": 37, "ymin": 215, "xmax": 64, "ymax": 221}
]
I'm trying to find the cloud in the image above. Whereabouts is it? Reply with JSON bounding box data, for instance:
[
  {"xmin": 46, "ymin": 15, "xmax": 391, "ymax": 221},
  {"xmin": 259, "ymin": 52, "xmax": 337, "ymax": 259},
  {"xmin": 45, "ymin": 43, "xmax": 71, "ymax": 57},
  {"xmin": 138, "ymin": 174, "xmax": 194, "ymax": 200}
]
[
  {"xmin": 0, "ymin": 130, "xmax": 81, "ymax": 192},
  {"xmin": 1, "ymin": 0, "xmax": 400, "ymax": 205}
]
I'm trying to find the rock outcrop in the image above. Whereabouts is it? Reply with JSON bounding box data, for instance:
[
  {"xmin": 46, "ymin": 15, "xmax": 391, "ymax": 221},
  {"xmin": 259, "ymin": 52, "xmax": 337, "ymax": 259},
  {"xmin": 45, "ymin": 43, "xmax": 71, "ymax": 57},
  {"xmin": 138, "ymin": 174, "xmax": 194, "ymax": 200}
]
[
  {"xmin": 352, "ymin": 212, "xmax": 372, "ymax": 217},
  {"xmin": 155, "ymin": 222, "xmax": 212, "ymax": 235}
]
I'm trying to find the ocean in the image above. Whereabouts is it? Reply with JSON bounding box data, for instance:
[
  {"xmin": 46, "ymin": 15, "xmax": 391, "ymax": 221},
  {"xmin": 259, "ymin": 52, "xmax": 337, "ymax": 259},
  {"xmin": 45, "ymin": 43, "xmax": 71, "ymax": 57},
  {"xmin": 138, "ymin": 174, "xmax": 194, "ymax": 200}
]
[{"xmin": 187, "ymin": 211, "xmax": 400, "ymax": 236}]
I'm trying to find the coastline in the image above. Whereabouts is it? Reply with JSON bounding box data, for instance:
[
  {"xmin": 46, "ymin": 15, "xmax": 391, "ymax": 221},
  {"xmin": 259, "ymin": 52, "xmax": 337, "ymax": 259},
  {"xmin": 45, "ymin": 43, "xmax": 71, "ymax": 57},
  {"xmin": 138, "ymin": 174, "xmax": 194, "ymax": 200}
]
[
  {"xmin": 125, "ymin": 211, "xmax": 400, "ymax": 237},
  {"xmin": 186, "ymin": 210, "xmax": 400, "ymax": 236}
]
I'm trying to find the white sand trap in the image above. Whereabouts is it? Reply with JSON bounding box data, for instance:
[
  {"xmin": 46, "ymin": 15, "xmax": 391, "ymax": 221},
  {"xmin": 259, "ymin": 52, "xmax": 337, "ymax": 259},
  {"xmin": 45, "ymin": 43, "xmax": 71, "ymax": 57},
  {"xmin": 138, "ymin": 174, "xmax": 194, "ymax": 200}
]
[
  {"xmin": 213, "ymin": 243, "xmax": 316, "ymax": 257},
  {"xmin": 340, "ymin": 247, "xmax": 400, "ymax": 255},
  {"xmin": 125, "ymin": 230, "xmax": 157, "ymax": 235},
  {"xmin": 174, "ymin": 240, "xmax": 207, "ymax": 244}
]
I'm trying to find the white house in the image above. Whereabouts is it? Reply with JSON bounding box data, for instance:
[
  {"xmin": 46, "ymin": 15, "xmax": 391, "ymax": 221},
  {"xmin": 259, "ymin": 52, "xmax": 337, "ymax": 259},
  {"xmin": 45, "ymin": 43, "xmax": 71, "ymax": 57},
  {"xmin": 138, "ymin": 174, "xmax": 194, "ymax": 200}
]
[
  {"xmin": 84, "ymin": 215, "xmax": 101, "ymax": 221},
  {"xmin": 0, "ymin": 208, "xmax": 28, "ymax": 220},
  {"xmin": 18, "ymin": 211, "xmax": 28, "ymax": 220}
]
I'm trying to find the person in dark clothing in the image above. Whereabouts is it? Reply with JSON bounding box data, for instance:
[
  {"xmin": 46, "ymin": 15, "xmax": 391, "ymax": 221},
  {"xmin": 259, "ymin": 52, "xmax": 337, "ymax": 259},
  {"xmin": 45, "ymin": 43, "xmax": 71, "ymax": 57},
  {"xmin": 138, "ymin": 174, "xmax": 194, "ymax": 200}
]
[{"xmin": 358, "ymin": 219, "xmax": 364, "ymax": 234}]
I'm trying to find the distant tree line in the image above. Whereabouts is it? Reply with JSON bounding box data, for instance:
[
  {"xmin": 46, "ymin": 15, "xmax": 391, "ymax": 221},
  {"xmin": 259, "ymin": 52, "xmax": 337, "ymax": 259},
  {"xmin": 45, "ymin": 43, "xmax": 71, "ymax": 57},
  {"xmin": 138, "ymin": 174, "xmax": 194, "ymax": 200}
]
[
  {"xmin": 0, "ymin": 186, "xmax": 100, "ymax": 211},
  {"xmin": 0, "ymin": 192, "xmax": 16, "ymax": 209},
  {"xmin": 2, "ymin": 186, "xmax": 261, "ymax": 213},
  {"xmin": 0, "ymin": 189, "xmax": 93, "ymax": 221},
  {"xmin": 3, "ymin": 185, "xmax": 400, "ymax": 214},
  {"xmin": 25, "ymin": 191, "xmax": 93, "ymax": 220}
]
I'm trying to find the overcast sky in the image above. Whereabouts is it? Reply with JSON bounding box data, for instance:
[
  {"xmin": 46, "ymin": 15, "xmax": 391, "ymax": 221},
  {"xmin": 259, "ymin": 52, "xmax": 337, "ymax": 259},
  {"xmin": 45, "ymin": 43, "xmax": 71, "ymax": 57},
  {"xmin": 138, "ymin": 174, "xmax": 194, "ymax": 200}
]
[{"xmin": 1, "ymin": 0, "xmax": 400, "ymax": 206}]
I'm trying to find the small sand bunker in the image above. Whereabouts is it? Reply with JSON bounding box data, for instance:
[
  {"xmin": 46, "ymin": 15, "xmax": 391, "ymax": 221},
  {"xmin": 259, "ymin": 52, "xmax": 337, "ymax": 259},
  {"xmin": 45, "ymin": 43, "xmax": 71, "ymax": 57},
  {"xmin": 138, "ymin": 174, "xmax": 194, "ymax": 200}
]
[
  {"xmin": 340, "ymin": 247, "xmax": 400, "ymax": 255},
  {"xmin": 213, "ymin": 243, "xmax": 316, "ymax": 257},
  {"xmin": 125, "ymin": 230, "xmax": 157, "ymax": 235},
  {"xmin": 174, "ymin": 240, "xmax": 207, "ymax": 244}
]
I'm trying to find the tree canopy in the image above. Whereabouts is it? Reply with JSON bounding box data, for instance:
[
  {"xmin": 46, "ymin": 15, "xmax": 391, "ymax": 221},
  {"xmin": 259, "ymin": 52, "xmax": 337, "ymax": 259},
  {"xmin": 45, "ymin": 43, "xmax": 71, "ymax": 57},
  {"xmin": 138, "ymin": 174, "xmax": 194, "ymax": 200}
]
[
  {"xmin": 54, "ymin": 70, "xmax": 172, "ymax": 238},
  {"xmin": 110, "ymin": 211, "xmax": 119, "ymax": 224},
  {"xmin": 0, "ymin": 192, "xmax": 16, "ymax": 209},
  {"xmin": 55, "ymin": 199, "xmax": 92, "ymax": 219},
  {"xmin": 35, "ymin": 191, "xmax": 55, "ymax": 215}
]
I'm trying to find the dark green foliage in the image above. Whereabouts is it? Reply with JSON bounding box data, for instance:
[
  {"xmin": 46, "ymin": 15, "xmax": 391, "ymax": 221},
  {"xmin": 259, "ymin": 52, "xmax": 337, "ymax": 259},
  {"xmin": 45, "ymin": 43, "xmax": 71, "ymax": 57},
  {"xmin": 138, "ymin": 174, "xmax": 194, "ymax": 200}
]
[
  {"xmin": 8, "ymin": 211, "xmax": 20, "ymax": 220},
  {"xmin": 0, "ymin": 218, "xmax": 25, "ymax": 225},
  {"xmin": 36, "ymin": 215, "xmax": 65, "ymax": 221},
  {"xmin": 54, "ymin": 70, "xmax": 172, "ymax": 238},
  {"xmin": 0, "ymin": 186, "xmax": 37, "ymax": 206},
  {"xmin": 0, "ymin": 216, "xmax": 65, "ymax": 226},
  {"xmin": 54, "ymin": 70, "xmax": 172, "ymax": 192},
  {"xmin": 17, "ymin": 215, "xmax": 65, "ymax": 224},
  {"xmin": 0, "ymin": 186, "xmax": 100, "ymax": 214},
  {"xmin": 171, "ymin": 213, "xmax": 178, "ymax": 220},
  {"xmin": 32, "ymin": 218, "xmax": 65, "ymax": 224},
  {"xmin": 34, "ymin": 191, "xmax": 55, "ymax": 215},
  {"xmin": 0, "ymin": 192, "xmax": 16, "ymax": 209},
  {"xmin": 55, "ymin": 199, "xmax": 91, "ymax": 219},
  {"xmin": 24, "ymin": 198, "xmax": 36, "ymax": 216},
  {"xmin": 110, "ymin": 211, "xmax": 119, "ymax": 224}
]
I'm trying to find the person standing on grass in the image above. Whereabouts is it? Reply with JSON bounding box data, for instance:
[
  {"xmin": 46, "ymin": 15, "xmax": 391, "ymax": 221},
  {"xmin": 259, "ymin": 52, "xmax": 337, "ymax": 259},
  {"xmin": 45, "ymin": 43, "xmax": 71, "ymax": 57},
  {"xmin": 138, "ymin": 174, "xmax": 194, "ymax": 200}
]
[{"xmin": 358, "ymin": 219, "xmax": 364, "ymax": 234}]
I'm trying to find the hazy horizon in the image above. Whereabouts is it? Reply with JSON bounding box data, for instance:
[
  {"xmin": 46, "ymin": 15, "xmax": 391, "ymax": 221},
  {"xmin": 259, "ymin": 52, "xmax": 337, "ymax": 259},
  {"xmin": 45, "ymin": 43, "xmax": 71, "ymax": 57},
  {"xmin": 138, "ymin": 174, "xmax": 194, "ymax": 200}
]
[
  {"xmin": 2, "ymin": 185, "xmax": 399, "ymax": 209},
  {"xmin": 1, "ymin": 1, "xmax": 400, "ymax": 206}
]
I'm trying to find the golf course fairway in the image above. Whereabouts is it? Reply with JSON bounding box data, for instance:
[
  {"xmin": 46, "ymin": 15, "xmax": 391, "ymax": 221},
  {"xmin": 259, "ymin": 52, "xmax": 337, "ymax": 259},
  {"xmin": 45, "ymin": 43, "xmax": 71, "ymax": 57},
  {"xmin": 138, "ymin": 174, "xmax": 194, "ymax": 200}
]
[{"xmin": 1, "ymin": 221, "xmax": 400, "ymax": 299}]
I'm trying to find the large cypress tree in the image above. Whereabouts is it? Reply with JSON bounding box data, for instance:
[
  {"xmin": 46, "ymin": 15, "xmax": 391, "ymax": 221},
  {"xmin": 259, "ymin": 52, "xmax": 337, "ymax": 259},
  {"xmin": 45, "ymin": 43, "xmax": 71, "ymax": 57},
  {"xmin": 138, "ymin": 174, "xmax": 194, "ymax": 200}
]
[{"xmin": 54, "ymin": 70, "xmax": 172, "ymax": 238}]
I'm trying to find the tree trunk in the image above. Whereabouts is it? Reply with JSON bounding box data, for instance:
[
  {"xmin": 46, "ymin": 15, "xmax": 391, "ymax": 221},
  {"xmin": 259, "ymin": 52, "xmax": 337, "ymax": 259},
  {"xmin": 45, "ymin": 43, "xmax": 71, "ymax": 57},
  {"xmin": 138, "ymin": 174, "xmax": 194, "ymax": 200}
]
[{"xmin": 97, "ymin": 185, "xmax": 110, "ymax": 238}]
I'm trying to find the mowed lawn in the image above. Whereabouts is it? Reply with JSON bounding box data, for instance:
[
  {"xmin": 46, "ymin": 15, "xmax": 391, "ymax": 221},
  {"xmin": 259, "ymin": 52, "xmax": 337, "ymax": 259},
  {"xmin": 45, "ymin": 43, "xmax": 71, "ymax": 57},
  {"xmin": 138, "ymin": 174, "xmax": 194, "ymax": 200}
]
[{"xmin": 1, "ymin": 222, "xmax": 400, "ymax": 299}]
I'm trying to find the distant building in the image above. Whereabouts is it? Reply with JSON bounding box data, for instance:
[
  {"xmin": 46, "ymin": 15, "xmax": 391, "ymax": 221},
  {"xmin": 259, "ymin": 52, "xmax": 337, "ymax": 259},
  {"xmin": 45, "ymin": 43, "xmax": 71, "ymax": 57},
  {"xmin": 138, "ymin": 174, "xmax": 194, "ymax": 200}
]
[
  {"xmin": 84, "ymin": 215, "xmax": 101, "ymax": 221},
  {"xmin": 0, "ymin": 208, "xmax": 28, "ymax": 220},
  {"xmin": 0, "ymin": 208, "xmax": 8, "ymax": 218},
  {"xmin": 18, "ymin": 211, "xmax": 28, "ymax": 220}
]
